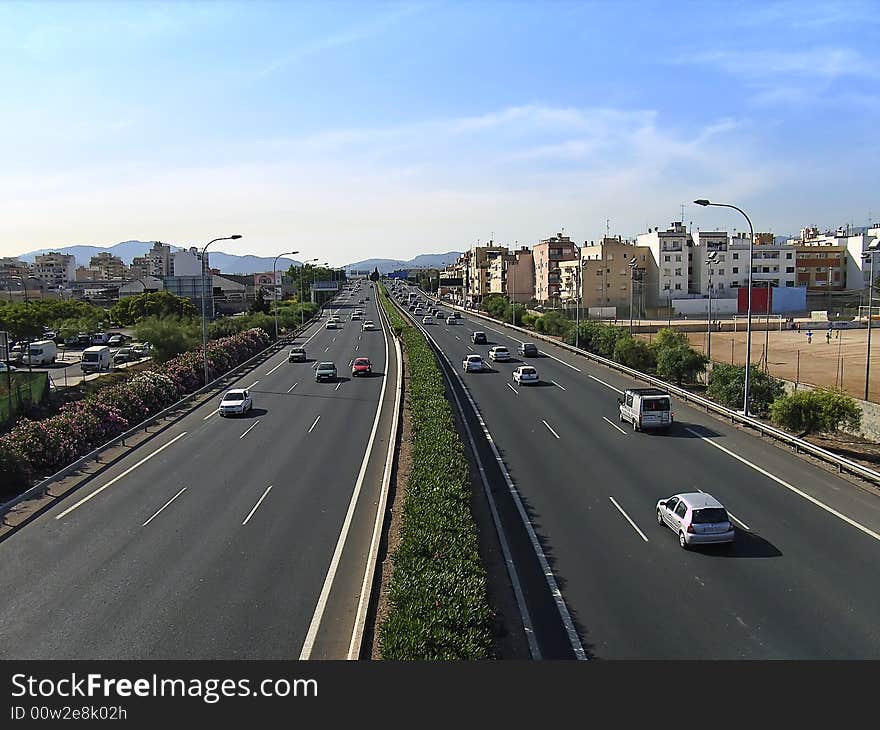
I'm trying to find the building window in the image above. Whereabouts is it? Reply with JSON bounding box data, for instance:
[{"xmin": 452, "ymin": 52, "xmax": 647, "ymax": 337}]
[
  {"xmin": 664, "ymin": 255, "xmax": 670, "ymax": 262},
  {"xmin": 718, "ymin": 269, "xmax": 724, "ymax": 275},
  {"xmin": 675, "ymin": 268, "xmax": 682, "ymax": 276},
  {"xmin": 786, "ymin": 267, "xmax": 794, "ymax": 273},
  {"xmin": 732, "ymin": 267, "xmax": 738, "ymax": 274},
  {"xmin": 786, "ymin": 252, "xmax": 793, "ymax": 259},
  {"xmin": 733, "ymin": 253, "xmax": 739, "ymax": 260},
  {"xmin": 674, "ymin": 283, "xmax": 681, "ymax": 290},
  {"xmin": 675, "ymin": 255, "xmax": 682, "ymax": 262}
]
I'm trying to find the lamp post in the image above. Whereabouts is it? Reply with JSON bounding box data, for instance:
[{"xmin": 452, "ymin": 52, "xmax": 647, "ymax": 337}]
[
  {"xmin": 201, "ymin": 235, "xmax": 242, "ymax": 386},
  {"xmin": 272, "ymin": 251, "xmax": 299, "ymax": 340},
  {"xmin": 628, "ymin": 256, "xmax": 638, "ymax": 334},
  {"xmin": 863, "ymin": 240, "xmax": 880, "ymax": 400},
  {"xmin": 695, "ymin": 199, "xmax": 754, "ymax": 415},
  {"xmin": 706, "ymin": 250, "xmax": 718, "ymax": 361},
  {"xmin": 574, "ymin": 245, "xmax": 584, "ymax": 349}
]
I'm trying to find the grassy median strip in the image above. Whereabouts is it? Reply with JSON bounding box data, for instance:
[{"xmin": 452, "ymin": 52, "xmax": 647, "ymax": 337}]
[{"xmin": 378, "ymin": 285, "xmax": 494, "ymax": 659}]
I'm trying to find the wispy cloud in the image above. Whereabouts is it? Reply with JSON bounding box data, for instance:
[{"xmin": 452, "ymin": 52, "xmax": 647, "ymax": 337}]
[{"xmin": 686, "ymin": 47, "xmax": 879, "ymax": 81}]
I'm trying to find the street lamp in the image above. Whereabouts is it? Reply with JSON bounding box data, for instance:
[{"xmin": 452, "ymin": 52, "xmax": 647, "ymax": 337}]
[
  {"xmin": 628, "ymin": 256, "xmax": 638, "ymax": 334},
  {"xmin": 695, "ymin": 198, "xmax": 755, "ymax": 415},
  {"xmin": 272, "ymin": 251, "xmax": 299, "ymax": 340},
  {"xmin": 201, "ymin": 234, "xmax": 242, "ymax": 386},
  {"xmin": 706, "ymin": 250, "xmax": 718, "ymax": 362},
  {"xmin": 863, "ymin": 239, "xmax": 880, "ymax": 400}
]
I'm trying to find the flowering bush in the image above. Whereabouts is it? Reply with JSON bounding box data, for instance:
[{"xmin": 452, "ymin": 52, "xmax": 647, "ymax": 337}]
[{"xmin": 0, "ymin": 327, "xmax": 271, "ymax": 498}]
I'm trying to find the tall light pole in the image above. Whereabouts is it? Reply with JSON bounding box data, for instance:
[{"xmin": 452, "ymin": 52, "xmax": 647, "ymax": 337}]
[
  {"xmin": 863, "ymin": 240, "xmax": 879, "ymax": 400},
  {"xmin": 272, "ymin": 251, "xmax": 299, "ymax": 340},
  {"xmin": 574, "ymin": 245, "xmax": 584, "ymax": 349},
  {"xmin": 695, "ymin": 199, "xmax": 754, "ymax": 415},
  {"xmin": 628, "ymin": 256, "xmax": 638, "ymax": 334},
  {"xmin": 706, "ymin": 250, "xmax": 718, "ymax": 362},
  {"xmin": 201, "ymin": 234, "xmax": 242, "ymax": 386}
]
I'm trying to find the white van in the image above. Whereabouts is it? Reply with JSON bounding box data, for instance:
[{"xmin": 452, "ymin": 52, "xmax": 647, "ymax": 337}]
[
  {"xmin": 81, "ymin": 345, "xmax": 111, "ymax": 373},
  {"xmin": 618, "ymin": 388, "xmax": 673, "ymax": 432},
  {"xmin": 22, "ymin": 340, "xmax": 57, "ymax": 366}
]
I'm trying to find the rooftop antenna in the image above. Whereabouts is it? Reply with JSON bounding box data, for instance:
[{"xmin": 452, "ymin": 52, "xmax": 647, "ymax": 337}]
[
  {"xmin": 606, "ymin": 218, "xmax": 610, "ymax": 239},
  {"xmin": 680, "ymin": 203, "xmax": 686, "ymax": 224}
]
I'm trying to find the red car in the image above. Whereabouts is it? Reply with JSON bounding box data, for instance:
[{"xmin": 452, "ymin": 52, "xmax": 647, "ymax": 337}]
[{"xmin": 352, "ymin": 357, "xmax": 372, "ymax": 376}]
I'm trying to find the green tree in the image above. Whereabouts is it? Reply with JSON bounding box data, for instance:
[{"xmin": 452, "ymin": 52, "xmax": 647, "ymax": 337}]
[
  {"xmin": 370, "ymin": 268, "xmax": 380, "ymax": 282},
  {"xmin": 612, "ymin": 335, "xmax": 656, "ymax": 371},
  {"xmin": 481, "ymin": 294, "xmax": 508, "ymax": 319},
  {"xmin": 706, "ymin": 364, "xmax": 785, "ymax": 416},
  {"xmin": 111, "ymin": 291, "xmax": 197, "ymax": 326},
  {"xmin": 654, "ymin": 343, "xmax": 707, "ymax": 386},
  {"xmin": 770, "ymin": 388, "xmax": 862, "ymax": 435},
  {"xmin": 134, "ymin": 316, "xmax": 201, "ymax": 363},
  {"xmin": 251, "ymin": 288, "xmax": 271, "ymax": 314}
]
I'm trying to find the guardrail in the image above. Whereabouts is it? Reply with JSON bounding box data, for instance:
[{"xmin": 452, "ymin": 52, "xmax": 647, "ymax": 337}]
[
  {"xmin": 0, "ymin": 318, "xmax": 318, "ymax": 516},
  {"xmin": 408, "ymin": 287, "xmax": 880, "ymax": 487}
]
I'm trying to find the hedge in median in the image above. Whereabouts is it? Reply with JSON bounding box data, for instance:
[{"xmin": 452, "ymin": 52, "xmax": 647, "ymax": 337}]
[
  {"xmin": 0, "ymin": 328, "xmax": 271, "ymax": 496},
  {"xmin": 378, "ymin": 286, "xmax": 494, "ymax": 659}
]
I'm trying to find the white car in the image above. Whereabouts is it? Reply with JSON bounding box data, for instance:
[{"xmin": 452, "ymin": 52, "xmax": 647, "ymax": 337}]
[
  {"xmin": 219, "ymin": 388, "xmax": 253, "ymax": 417},
  {"xmin": 351, "ymin": 313, "xmax": 361, "ymax": 320},
  {"xmin": 512, "ymin": 366, "xmax": 539, "ymax": 385},
  {"xmin": 446, "ymin": 316, "xmax": 455, "ymax": 325},
  {"xmin": 362, "ymin": 320, "xmax": 376, "ymax": 331},
  {"xmin": 488, "ymin": 346, "xmax": 511, "ymax": 362},
  {"xmin": 325, "ymin": 321, "xmax": 338, "ymax": 329},
  {"xmin": 422, "ymin": 315, "xmax": 433, "ymax": 324},
  {"xmin": 463, "ymin": 354, "xmax": 485, "ymax": 372},
  {"xmin": 656, "ymin": 493, "xmax": 735, "ymax": 549}
]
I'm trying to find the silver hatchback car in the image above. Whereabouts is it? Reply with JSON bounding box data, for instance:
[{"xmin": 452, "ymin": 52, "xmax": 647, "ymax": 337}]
[{"xmin": 656, "ymin": 492, "xmax": 735, "ymax": 549}]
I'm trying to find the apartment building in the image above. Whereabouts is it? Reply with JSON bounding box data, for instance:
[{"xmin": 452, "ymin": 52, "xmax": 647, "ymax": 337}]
[
  {"xmin": 789, "ymin": 225, "xmax": 880, "ymax": 291},
  {"xmin": 636, "ymin": 222, "xmax": 692, "ymax": 306},
  {"xmin": 0, "ymin": 257, "xmax": 32, "ymax": 288},
  {"xmin": 465, "ymin": 243, "xmax": 507, "ymax": 305},
  {"xmin": 88, "ymin": 252, "xmax": 127, "ymax": 280},
  {"xmin": 172, "ymin": 247, "xmax": 206, "ymax": 277},
  {"xmin": 487, "ymin": 246, "xmax": 535, "ymax": 303},
  {"xmin": 532, "ymin": 233, "xmax": 576, "ymax": 304},
  {"xmin": 32, "ymin": 252, "xmax": 76, "ymax": 286},
  {"xmin": 438, "ymin": 256, "xmax": 466, "ymax": 302},
  {"xmin": 573, "ymin": 237, "xmax": 654, "ymax": 313},
  {"xmin": 730, "ymin": 233, "xmax": 797, "ymax": 289}
]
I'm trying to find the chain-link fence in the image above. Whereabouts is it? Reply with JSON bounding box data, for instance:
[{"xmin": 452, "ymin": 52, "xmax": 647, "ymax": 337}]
[{"xmin": 0, "ymin": 371, "xmax": 50, "ymax": 427}]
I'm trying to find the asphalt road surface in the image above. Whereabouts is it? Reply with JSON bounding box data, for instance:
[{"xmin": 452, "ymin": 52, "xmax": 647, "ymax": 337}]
[
  {"xmin": 0, "ymin": 286, "xmax": 399, "ymax": 659},
  {"xmin": 395, "ymin": 286, "xmax": 880, "ymax": 659}
]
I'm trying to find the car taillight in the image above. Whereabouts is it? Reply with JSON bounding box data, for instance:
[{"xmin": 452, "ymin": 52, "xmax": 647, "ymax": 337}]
[{"xmin": 687, "ymin": 523, "xmax": 696, "ymax": 533}]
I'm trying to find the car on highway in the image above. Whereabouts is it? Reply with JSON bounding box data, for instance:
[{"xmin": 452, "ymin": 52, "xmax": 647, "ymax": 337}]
[
  {"xmin": 351, "ymin": 313, "xmax": 361, "ymax": 320},
  {"xmin": 463, "ymin": 354, "xmax": 485, "ymax": 372},
  {"xmin": 288, "ymin": 346, "xmax": 307, "ymax": 362},
  {"xmin": 619, "ymin": 388, "xmax": 673, "ymax": 432},
  {"xmin": 472, "ymin": 331, "xmax": 487, "ymax": 344},
  {"xmin": 219, "ymin": 388, "xmax": 253, "ymax": 417},
  {"xmin": 446, "ymin": 316, "xmax": 456, "ymax": 325},
  {"xmin": 656, "ymin": 493, "xmax": 735, "ymax": 549},
  {"xmin": 352, "ymin": 357, "xmax": 372, "ymax": 377},
  {"xmin": 325, "ymin": 320, "xmax": 338, "ymax": 329},
  {"xmin": 362, "ymin": 320, "xmax": 376, "ymax": 331},
  {"xmin": 488, "ymin": 346, "xmax": 511, "ymax": 362},
  {"xmin": 512, "ymin": 365, "xmax": 539, "ymax": 385},
  {"xmin": 518, "ymin": 342, "xmax": 539, "ymax": 357},
  {"xmin": 422, "ymin": 315, "xmax": 433, "ymax": 324},
  {"xmin": 315, "ymin": 361, "xmax": 337, "ymax": 382},
  {"xmin": 113, "ymin": 347, "xmax": 136, "ymax": 364},
  {"xmin": 454, "ymin": 311, "xmax": 461, "ymax": 319}
]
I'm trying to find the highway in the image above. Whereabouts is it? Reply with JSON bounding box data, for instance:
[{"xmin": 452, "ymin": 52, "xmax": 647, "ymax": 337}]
[
  {"xmin": 395, "ymin": 286, "xmax": 880, "ymax": 659},
  {"xmin": 0, "ymin": 285, "xmax": 399, "ymax": 659}
]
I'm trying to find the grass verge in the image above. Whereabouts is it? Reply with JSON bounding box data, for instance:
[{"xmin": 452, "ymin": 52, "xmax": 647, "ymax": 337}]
[{"xmin": 377, "ymin": 284, "xmax": 494, "ymax": 659}]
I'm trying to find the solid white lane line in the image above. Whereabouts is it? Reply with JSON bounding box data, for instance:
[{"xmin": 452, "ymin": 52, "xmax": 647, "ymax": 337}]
[
  {"xmin": 301, "ymin": 289, "xmax": 392, "ymax": 660},
  {"xmin": 542, "ymin": 420, "xmax": 561, "ymax": 439},
  {"xmin": 142, "ymin": 487, "xmax": 187, "ymax": 527},
  {"xmin": 589, "ymin": 374, "xmax": 624, "ymax": 393},
  {"xmin": 602, "ymin": 416, "xmax": 628, "ymax": 435},
  {"xmin": 335, "ymin": 382, "xmax": 341, "ymax": 391},
  {"xmin": 308, "ymin": 415, "xmax": 321, "ymax": 433},
  {"xmin": 242, "ymin": 485, "xmax": 273, "ymax": 526},
  {"xmin": 543, "ymin": 351, "xmax": 582, "ymax": 372},
  {"xmin": 686, "ymin": 427, "xmax": 880, "ymax": 541},
  {"xmin": 239, "ymin": 420, "xmax": 260, "ymax": 439},
  {"xmin": 695, "ymin": 488, "xmax": 750, "ymax": 530},
  {"xmin": 203, "ymin": 410, "xmax": 219, "ymax": 420},
  {"xmin": 506, "ymin": 382, "xmax": 519, "ymax": 395},
  {"xmin": 56, "ymin": 432, "xmax": 188, "ymax": 520},
  {"xmin": 287, "ymin": 383, "xmax": 298, "ymax": 393},
  {"xmin": 609, "ymin": 497, "xmax": 649, "ymax": 542},
  {"xmin": 266, "ymin": 360, "xmax": 286, "ymax": 376},
  {"xmin": 551, "ymin": 380, "xmax": 566, "ymax": 391}
]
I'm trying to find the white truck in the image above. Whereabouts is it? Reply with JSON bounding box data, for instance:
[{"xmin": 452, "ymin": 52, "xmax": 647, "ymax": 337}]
[
  {"xmin": 618, "ymin": 388, "xmax": 674, "ymax": 432},
  {"xmin": 81, "ymin": 345, "xmax": 111, "ymax": 373},
  {"xmin": 22, "ymin": 339, "xmax": 57, "ymax": 366}
]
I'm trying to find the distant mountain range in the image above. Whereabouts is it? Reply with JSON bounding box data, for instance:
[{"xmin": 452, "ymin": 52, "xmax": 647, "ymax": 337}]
[
  {"xmin": 345, "ymin": 252, "xmax": 462, "ymax": 274},
  {"xmin": 17, "ymin": 241, "xmax": 463, "ymax": 276},
  {"xmin": 17, "ymin": 241, "xmax": 303, "ymax": 275}
]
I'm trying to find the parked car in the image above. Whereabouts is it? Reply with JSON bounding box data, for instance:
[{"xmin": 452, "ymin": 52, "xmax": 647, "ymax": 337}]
[
  {"xmin": 315, "ymin": 361, "xmax": 338, "ymax": 382},
  {"xmin": 113, "ymin": 347, "xmax": 135, "ymax": 364},
  {"xmin": 518, "ymin": 342, "xmax": 539, "ymax": 357},
  {"xmin": 81, "ymin": 345, "xmax": 111, "ymax": 373},
  {"xmin": 352, "ymin": 357, "xmax": 372, "ymax": 376},
  {"xmin": 288, "ymin": 346, "xmax": 307, "ymax": 362},
  {"xmin": 219, "ymin": 388, "xmax": 253, "ymax": 417},
  {"xmin": 618, "ymin": 388, "xmax": 673, "ymax": 432},
  {"xmin": 512, "ymin": 365, "xmax": 539, "ymax": 385},
  {"xmin": 108, "ymin": 335, "xmax": 125, "ymax": 346},
  {"xmin": 91, "ymin": 332, "xmax": 110, "ymax": 345},
  {"xmin": 488, "ymin": 346, "xmax": 510, "ymax": 362},
  {"xmin": 131, "ymin": 343, "xmax": 151, "ymax": 358},
  {"xmin": 656, "ymin": 493, "xmax": 735, "ymax": 549},
  {"xmin": 22, "ymin": 340, "xmax": 57, "ymax": 366},
  {"xmin": 463, "ymin": 354, "xmax": 485, "ymax": 372},
  {"xmin": 0, "ymin": 362, "xmax": 17, "ymax": 373},
  {"xmin": 472, "ymin": 331, "xmax": 487, "ymax": 344}
]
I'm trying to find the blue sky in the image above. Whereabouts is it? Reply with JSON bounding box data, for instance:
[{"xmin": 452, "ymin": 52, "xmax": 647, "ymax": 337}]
[{"xmin": 2, "ymin": 0, "xmax": 878, "ymax": 263}]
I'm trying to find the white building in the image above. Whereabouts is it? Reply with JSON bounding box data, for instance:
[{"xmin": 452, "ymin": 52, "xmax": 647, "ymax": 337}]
[
  {"xmin": 32, "ymin": 252, "xmax": 76, "ymax": 286},
  {"xmin": 788, "ymin": 225, "xmax": 880, "ymax": 291},
  {"xmin": 691, "ymin": 230, "xmax": 798, "ymax": 296},
  {"xmin": 636, "ymin": 221, "xmax": 692, "ymax": 305},
  {"xmin": 172, "ymin": 247, "xmax": 206, "ymax": 277}
]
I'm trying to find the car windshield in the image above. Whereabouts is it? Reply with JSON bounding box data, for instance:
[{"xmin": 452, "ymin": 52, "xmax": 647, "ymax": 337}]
[
  {"xmin": 521, "ymin": 368, "xmax": 536, "ymax": 375},
  {"xmin": 83, "ymin": 353, "xmax": 99, "ymax": 361},
  {"xmin": 355, "ymin": 359, "xmax": 369, "ymax": 365},
  {"xmin": 642, "ymin": 397, "xmax": 670, "ymax": 411},
  {"xmin": 692, "ymin": 508, "xmax": 729, "ymax": 524},
  {"xmin": 224, "ymin": 392, "xmax": 245, "ymax": 401},
  {"xmin": 319, "ymin": 363, "xmax": 335, "ymax": 369}
]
